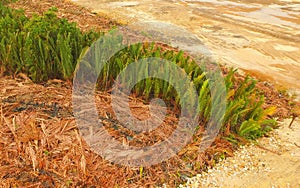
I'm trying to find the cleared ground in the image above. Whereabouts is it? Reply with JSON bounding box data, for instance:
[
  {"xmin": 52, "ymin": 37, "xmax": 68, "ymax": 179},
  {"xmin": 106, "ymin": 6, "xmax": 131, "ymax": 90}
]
[{"xmin": 73, "ymin": 0, "xmax": 300, "ymax": 99}]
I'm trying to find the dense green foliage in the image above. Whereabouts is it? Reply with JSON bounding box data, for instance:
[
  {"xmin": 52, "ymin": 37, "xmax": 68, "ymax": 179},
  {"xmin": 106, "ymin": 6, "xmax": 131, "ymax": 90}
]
[
  {"xmin": 0, "ymin": 4, "xmax": 101, "ymax": 82},
  {"xmin": 224, "ymin": 74, "xmax": 276, "ymax": 139},
  {"xmin": 91, "ymin": 34, "xmax": 277, "ymax": 140}
]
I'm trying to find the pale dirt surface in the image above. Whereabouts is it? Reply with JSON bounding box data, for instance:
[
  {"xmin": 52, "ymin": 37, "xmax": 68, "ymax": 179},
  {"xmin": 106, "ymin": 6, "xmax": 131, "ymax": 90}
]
[
  {"xmin": 71, "ymin": 0, "xmax": 300, "ymax": 99},
  {"xmin": 69, "ymin": 0, "xmax": 300, "ymax": 187}
]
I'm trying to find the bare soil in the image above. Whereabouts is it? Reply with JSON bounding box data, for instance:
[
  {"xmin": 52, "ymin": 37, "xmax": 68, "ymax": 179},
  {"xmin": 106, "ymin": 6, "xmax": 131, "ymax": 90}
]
[{"xmin": 72, "ymin": 0, "xmax": 300, "ymax": 99}]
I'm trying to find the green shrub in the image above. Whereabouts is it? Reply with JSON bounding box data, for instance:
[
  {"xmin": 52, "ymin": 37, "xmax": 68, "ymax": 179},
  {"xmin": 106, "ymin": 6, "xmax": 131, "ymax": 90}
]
[
  {"xmin": 0, "ymin": 4, "xmax": 101, "ymax": 82},
  {"xmin": 92, "ymin": 36, "xmax": 277, "ymax": 140}
]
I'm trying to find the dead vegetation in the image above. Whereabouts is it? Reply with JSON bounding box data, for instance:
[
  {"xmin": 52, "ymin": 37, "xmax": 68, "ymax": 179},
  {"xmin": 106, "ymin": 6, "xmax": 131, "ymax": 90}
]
[{"xmin": 0, "ymin": 72, "xmax": 294, "ymax": 187}]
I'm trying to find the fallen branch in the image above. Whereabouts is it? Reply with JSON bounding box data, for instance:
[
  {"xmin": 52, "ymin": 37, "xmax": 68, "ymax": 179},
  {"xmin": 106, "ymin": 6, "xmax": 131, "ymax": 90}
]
[
  {"xmin": 294, "ymin": 143, "xmax": 300, "ymax": 148},
  {"xmin": 288, "ymin": 115, "xmax": 297, "ymax": 128}
]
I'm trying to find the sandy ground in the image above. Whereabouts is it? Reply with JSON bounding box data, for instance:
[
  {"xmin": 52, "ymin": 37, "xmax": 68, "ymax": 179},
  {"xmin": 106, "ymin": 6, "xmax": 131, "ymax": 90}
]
[
  {"xmin": 71, "ymin": 0, "xmax": 300, "ymax": 99},
  {"xmin": 69, "ymin": 0, "xmax": 300, "ymax": 187}
]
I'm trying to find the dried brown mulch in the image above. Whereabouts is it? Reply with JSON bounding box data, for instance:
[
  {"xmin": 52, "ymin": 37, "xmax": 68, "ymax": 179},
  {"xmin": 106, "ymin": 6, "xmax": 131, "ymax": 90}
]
[
  {"xmin": 0, "ymin": 0, "xmax": 297, "ymax": 187},
  {"xmin": 0, "ymin": 73, "xmax": 295, "ymax": 187},
  {"xmin": 0, "ymin": 75, "xmax": 227, "ymax": 187}
]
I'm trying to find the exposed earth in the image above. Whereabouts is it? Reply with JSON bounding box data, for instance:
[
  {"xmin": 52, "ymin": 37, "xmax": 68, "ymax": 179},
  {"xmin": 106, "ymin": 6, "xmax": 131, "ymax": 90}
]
[{"xmin": 72, "ymin": 0, "xmax": 300, "ymax": 100}]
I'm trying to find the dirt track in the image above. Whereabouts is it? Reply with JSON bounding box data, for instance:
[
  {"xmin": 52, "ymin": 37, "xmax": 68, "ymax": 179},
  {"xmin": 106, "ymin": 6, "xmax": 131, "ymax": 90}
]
[{"xmin": 72, "ymin": 0, "xmax": 300, "ymax": 99}]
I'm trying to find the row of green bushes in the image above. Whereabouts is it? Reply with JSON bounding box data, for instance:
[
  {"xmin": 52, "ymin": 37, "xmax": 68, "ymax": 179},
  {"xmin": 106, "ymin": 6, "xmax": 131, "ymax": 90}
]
[
  {"xmin": 0, "ymin": 3, "xmax": 100, "ymax": 82},
  {"xmin": 0, "ymin": 2, "xmax": 276, "ymax": 140},
  {"xmin": 91, "ymin": 38, "xmax": 277, "ymax": 140}
]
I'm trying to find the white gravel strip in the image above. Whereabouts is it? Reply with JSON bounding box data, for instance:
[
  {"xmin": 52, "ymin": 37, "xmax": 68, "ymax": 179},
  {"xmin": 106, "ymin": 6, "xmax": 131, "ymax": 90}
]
[{"xmin": 179, "ymin": 119, "xmax": 300, "ymax": 188}]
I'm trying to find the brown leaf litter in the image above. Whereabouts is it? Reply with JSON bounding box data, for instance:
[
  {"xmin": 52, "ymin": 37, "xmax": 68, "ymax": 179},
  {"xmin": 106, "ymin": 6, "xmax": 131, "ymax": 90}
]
[
  {"xmin": 0, "ymin": 70, "xmax": 295, "ymax": 187},
  {"xmin": 8, "ymin": 0, "xmax": 117, "ymax": 32}
]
